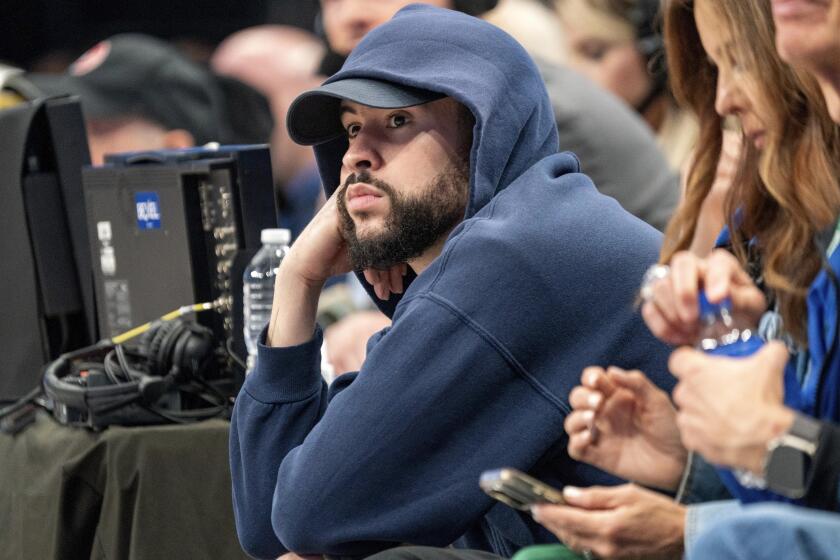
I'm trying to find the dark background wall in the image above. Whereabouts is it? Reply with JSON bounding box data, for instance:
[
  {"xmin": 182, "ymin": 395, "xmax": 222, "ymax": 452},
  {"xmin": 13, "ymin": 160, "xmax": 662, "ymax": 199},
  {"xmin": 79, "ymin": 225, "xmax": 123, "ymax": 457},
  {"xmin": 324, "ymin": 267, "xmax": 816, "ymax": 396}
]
[{"xmin": 1, "ymin": 0, "xmax": 321, "ymax": 70}]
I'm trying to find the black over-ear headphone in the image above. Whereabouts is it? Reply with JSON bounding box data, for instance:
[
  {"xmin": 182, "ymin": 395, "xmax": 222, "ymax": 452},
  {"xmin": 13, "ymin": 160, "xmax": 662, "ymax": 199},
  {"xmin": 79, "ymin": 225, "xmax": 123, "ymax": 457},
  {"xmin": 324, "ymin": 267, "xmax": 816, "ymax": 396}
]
[
  {"xmin": 42, "ymin": 318, "xmax": 223, "ymax": 429},
  {"xmin": 140, "ymin": 319, "xmax": 215, "ymax": 381},
  {"xmin": 626, "ymin": 0, "xmax": 668, "ymax": 111}
]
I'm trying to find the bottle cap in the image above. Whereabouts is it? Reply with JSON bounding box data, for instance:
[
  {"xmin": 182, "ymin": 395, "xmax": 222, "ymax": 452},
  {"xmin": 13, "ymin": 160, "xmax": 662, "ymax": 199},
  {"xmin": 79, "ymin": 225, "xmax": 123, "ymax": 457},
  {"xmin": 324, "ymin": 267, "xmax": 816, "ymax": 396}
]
[
  {"xmin": 261, "ymin": 228, "xmax": 291, "ymax": 245},
  {"xmin": 698, "ymin": 292, "xmax": 732, "ymax": 318}
]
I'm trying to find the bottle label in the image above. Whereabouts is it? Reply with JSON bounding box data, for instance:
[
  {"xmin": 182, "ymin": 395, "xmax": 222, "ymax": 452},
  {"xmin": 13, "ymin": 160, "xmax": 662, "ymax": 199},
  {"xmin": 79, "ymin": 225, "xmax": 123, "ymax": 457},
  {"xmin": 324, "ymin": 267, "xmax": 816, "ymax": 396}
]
[{"xmin": 703, "ymin": 334, "xmax": 763, "ymax": 357}]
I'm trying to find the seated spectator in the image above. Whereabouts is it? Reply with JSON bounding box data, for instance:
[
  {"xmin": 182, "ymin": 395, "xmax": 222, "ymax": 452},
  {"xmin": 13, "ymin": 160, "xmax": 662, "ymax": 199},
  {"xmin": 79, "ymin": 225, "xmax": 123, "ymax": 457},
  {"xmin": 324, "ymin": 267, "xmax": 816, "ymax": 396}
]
[
  {"xmin": 774, "ymin": 0, "xmax": 840, "ymax": 121},
  {"xmin": 318, "ymin": 0, "xmax": 680, "ymax": 232},
  {"xmin": 27, "ymin": 34, "xmax": 272, "ymax": 164},
  {"xmin": 312, "ymin": 0, "xmax": 681, "ymax": 376},
  {"xmin": 688, "ymin": 3, "xmax": 840, "ymax": 558},
  {"xmin": 229, "ymin": 6, "xmax": 673, "ymax": 558},
  {"xmin": 556, "ymin": 0, "xmax": 699, "ymax": 172},
  {"xmin": 531, "ymin": 0, "xmax": 840, "ymax": 557},
  {"xmin": 308, "ymin": 0, "xmax": 681, "ymax": 376}
]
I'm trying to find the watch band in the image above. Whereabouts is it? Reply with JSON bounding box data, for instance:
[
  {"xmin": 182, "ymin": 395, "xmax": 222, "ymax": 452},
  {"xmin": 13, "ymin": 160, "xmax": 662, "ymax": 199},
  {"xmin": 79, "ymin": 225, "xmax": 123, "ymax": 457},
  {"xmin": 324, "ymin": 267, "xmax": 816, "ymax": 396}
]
[
  {"xmin": 764, "ymin": 413, "xmax": 822, "ymax": 498},
  {"xmin": 788, "ymin": 413, "xmax": 822, "ymax": 453}
]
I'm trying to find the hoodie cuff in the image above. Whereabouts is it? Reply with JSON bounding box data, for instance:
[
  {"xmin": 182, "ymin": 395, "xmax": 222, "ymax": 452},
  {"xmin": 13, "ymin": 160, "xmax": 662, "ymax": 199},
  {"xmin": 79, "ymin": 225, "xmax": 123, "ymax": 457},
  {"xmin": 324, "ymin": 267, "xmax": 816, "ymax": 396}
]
[{"xmin": 242, "ymin": 325, "xmax": 324, "ymax": 404}]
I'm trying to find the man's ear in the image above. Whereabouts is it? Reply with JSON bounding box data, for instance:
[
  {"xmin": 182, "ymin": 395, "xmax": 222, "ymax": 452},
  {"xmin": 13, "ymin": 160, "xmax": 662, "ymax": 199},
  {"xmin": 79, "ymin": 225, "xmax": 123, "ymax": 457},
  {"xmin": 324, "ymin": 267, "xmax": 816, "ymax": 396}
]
[{"xmin": 162, "ymin": 129, "xmax": 195, "ymax": 149}]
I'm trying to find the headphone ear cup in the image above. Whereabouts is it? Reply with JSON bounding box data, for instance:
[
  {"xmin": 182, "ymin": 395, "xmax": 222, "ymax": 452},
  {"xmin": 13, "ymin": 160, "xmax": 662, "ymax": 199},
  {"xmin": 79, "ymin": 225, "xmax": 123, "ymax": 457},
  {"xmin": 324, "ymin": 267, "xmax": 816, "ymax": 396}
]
[
  {"xmin": 141, "ymin": 321, "xmax": 183, "ymax": 377},
  {"xmin": 630, "ymin": 0, "xmax": 667, "ymax": 80},
  {"xmin": 139, "ymin": 320, "xmax": 215, "ymax": 379},
  {"xmin": 179, "ymin": 324, "xmax": 215, "ymax": 377},
  {"xmin": 167, "ymin": 322, "xmax": 214, "ymax": 379}
]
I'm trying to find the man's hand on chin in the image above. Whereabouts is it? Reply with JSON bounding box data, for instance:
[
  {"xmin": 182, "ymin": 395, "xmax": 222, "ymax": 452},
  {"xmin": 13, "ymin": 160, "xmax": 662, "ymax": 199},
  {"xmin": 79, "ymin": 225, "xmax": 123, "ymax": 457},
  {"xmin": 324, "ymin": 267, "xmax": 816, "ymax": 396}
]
[
  {"xmin": 283, "ymin": 193, "xmax": 353, "ymax": 288},
  {"xmin": 268, "ymin": 193, "xmax": 352, "ymax": 347}
]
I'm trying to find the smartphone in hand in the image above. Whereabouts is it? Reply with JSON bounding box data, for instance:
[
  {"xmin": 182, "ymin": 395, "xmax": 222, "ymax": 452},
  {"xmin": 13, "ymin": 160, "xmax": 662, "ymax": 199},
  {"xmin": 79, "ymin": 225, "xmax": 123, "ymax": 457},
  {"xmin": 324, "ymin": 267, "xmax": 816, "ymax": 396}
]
[{"xmin": 480, "ymin": 468, "xmax": 565, "ymax": 511}]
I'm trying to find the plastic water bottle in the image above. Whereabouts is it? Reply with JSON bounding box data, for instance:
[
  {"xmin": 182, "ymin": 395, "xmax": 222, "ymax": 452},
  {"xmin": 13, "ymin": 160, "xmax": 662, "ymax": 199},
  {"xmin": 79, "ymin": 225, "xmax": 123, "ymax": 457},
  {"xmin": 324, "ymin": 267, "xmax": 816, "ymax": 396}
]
[
  {"xmin": 696, "ymin": 292, "xmax": 762, "ymax": 357},
  {"xmin": 243, "ymin": 228, "xmax": 291, "ymax": 373},
  {"xmin": 697, "ymin": 292, "xmax": 769, "ymax": 491}
]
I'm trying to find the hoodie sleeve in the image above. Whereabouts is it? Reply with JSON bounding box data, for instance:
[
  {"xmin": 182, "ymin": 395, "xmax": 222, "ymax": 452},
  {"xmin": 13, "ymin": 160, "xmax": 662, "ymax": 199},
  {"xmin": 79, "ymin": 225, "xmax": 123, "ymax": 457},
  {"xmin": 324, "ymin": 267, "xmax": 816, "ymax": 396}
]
[
  {"xmin": 230, "ymin": 325, "xmax": 354, "ymax": 559},
  {"xmin": 229, "ymin": 297, "xmax": 568, "ymax": 558}
]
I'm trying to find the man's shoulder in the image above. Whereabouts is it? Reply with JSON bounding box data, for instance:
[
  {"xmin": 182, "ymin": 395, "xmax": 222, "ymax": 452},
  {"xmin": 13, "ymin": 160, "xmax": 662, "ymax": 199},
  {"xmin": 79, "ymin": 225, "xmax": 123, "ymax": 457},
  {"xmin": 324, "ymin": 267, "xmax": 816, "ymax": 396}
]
[
  {"xmin": 469, "ymin": 157, "xmax": 660, "ymax": 243},
  {"xmin": 432, "ymin": 164, "xmax": 662, "ymax": 281}
]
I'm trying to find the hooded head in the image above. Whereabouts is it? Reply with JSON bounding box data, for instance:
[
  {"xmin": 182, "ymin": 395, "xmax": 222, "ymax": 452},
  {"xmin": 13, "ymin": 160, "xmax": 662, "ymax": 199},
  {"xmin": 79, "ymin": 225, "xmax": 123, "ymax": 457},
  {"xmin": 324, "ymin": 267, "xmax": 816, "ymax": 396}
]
[{"xmin": 287, "ymin": 4, "xmax": 559, "ymax": 312}]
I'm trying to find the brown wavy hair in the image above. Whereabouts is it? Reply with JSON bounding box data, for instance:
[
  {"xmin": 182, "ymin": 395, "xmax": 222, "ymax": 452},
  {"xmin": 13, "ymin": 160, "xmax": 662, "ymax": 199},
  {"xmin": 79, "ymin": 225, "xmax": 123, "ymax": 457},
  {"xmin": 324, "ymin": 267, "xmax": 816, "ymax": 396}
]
[{"xmin": 661, "ymin": 0, "xmax": 840, "ymax": 344}]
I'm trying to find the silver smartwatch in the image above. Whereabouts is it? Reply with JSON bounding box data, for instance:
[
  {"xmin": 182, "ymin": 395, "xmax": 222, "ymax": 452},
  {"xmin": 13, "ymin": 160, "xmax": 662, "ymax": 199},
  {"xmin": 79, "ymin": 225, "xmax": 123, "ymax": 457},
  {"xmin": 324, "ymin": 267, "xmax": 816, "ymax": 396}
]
[{"xmin": 763, "ymin": 413, "xmax": 822, "ymax": 499}]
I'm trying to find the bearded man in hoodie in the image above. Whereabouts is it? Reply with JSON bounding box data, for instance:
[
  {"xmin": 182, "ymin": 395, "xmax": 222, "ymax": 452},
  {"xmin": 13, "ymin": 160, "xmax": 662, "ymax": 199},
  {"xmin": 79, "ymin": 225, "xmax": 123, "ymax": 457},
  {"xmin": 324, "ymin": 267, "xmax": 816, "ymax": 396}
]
[{"xmin": 230, "ymin": 6, "xmax": 673, "ymax": 559}]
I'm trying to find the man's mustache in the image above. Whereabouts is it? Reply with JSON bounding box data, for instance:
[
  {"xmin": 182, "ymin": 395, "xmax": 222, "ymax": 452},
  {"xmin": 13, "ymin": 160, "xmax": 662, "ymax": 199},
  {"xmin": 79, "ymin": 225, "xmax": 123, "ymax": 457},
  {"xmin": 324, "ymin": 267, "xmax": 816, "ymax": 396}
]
[{"xmin": 341, "ymin": 171, "xmax": 397, "ymax": 198}]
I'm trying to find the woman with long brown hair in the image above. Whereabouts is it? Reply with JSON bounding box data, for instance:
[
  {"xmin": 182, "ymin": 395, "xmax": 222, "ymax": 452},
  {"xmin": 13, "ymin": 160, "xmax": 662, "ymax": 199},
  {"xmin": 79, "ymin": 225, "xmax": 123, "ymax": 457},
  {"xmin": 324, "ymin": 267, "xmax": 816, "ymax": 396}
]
[
  {"xmin": 684, "ymin": 3, "xmax": 840, "ymax": 558},
  {"xmin": 655, "ymin": 0, "xmax": 840, "ymax": 349},
  {"xmin": 531, "ymin": 0, "xmax": 840, "ymax": 557}
]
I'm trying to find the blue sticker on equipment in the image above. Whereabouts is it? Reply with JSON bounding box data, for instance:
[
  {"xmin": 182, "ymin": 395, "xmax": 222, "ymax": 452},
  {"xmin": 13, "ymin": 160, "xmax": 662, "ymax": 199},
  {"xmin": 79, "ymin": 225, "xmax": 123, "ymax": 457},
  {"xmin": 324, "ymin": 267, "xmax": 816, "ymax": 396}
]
[{"xmin": 135, "ymin": 192, "xmax": 161, "ymax": 230}]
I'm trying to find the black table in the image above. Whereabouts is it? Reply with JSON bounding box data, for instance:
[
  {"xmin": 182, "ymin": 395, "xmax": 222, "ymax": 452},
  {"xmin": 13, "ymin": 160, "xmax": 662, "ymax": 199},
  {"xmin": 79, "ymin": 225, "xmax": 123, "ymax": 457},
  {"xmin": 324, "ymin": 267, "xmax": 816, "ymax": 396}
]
[{"xmin": 0, "ymin": 412, "xmax": 250, "ymax": 560}]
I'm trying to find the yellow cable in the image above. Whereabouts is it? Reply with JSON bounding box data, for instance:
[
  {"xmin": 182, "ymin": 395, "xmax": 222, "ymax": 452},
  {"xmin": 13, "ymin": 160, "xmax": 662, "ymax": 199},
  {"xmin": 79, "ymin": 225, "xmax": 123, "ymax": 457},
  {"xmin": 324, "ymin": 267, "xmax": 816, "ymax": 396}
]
[{"xmin": 109, "ymin": 301, "xmax": 218, "ymax": 345}]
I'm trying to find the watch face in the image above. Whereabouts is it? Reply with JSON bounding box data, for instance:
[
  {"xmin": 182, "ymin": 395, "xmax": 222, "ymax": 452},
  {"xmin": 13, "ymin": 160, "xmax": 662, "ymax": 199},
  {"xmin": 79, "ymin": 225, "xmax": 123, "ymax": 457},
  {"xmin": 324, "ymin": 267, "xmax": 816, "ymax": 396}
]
[{"xmin": 766, "ymin": 446, "xmax": 808, "ymax": 499}]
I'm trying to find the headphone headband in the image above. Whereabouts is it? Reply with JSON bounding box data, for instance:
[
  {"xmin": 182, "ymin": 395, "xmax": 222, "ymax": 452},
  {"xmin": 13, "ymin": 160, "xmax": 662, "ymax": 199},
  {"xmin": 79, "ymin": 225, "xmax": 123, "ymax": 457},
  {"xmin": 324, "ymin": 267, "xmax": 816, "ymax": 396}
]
[{"xmin": 42, "ymin": 318, "xmax": 221, "ymax": 428}]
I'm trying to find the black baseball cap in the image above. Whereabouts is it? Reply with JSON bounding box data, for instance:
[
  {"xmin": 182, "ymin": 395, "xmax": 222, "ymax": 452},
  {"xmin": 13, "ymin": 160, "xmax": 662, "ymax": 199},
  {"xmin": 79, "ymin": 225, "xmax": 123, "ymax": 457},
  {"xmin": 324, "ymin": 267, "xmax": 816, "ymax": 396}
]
[
  {"xmin": 452, "ymin": 0, "xmax": 500, "ymax": 15},
  {"xmin": 28, "ymin": 34, "xmax": 240, "ymax": 145},
  {"xmin": 287, "ymin": 78, "xmax": 445, "ymax": 145}
]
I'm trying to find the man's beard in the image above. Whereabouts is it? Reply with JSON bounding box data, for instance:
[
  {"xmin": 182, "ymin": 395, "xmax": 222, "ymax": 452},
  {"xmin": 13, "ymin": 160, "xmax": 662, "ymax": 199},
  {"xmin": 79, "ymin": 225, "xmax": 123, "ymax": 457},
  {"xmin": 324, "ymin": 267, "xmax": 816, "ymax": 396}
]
[{"xmin": 336, "ymin": 161, "xmax": 470, "ymax": 271}]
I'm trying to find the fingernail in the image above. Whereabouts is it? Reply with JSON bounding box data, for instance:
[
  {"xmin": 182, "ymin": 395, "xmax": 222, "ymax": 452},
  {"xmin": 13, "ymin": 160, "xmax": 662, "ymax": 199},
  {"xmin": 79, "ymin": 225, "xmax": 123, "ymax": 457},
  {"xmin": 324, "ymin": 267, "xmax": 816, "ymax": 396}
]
[
  {"xmin": 585, "ymin": 370, "xmax": 599, "ymax": 386},
  {"xmin": 582, "ymin": 410, "xmax": 595, "ymax": 423},
  {"xmin": 530, "ymin": 505, "xmax": 542, "ymax": 521},
  {"xmin": 563, "ymin": 486, "xmax": 582, "ymax": 500},
  {"xmin": 587, "ymin": 394, "xmax": 602, "ymax": 408}
]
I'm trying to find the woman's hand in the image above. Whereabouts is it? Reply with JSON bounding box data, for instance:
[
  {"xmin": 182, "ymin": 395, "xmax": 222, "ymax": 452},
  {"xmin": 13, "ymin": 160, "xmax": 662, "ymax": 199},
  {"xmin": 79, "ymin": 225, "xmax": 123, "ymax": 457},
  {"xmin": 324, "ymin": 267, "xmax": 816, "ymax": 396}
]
[
  {"xmin": 565, "ymin": 367, "xmax": 686, "ymax": 491},
  {"xmin": 641, "ymin": 249, "xmax": 767, "ymax": 346},
  {"xmin": 532, "ymin": 484, "xmax": 685, "ymax": 559},
  {"xmin": 670, "ymin": 341, "xmax": 794, "ymax": 474}
]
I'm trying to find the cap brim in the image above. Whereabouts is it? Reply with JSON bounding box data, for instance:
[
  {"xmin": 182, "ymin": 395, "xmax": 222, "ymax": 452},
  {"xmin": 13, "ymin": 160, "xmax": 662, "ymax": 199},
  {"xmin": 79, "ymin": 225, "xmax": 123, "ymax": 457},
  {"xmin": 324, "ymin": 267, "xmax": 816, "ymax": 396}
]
[
  {"xmin": 287, "ymin": 78, "xmax": 445, "ymax": 146},
  {"xmin": 26, "ymin": 73, "xmax": 131, "ymax": 120}
]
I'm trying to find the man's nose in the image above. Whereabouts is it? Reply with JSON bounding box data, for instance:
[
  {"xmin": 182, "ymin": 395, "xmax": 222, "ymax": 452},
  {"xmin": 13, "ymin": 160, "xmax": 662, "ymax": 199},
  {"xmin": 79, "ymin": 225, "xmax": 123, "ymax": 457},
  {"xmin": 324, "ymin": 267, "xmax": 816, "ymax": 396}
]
[{"xmin": 342, "ymin": 134, "xmax": 383, "ymax": 172}]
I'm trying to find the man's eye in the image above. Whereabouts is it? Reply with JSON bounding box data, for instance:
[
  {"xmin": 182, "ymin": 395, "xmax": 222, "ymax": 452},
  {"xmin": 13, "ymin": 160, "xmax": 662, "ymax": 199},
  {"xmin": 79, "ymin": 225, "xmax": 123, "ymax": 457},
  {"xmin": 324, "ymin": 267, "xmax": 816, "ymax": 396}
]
[
  {"xmin": 346, "ymin": 124, "xmax": 361, "ymax": 138},
  {"xmin": 387, "ymin": 114, "xmax": 408, "ymax": 128}
]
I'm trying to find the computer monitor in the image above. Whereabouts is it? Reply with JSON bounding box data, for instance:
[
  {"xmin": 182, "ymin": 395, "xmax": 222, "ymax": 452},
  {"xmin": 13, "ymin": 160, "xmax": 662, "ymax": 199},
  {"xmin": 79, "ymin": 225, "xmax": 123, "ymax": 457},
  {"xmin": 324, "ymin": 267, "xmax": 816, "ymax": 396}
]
[{"xmin": 0, "ymin": 96, "xmax": 96, "ymax": 401}]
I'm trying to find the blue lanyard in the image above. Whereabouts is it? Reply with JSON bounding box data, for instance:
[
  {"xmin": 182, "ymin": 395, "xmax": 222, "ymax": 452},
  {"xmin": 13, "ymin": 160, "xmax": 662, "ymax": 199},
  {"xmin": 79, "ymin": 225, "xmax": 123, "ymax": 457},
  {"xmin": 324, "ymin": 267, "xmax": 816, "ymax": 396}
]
[{"xmin": 801, "ymin": 217, "xmax": 840, "ymax": 415}]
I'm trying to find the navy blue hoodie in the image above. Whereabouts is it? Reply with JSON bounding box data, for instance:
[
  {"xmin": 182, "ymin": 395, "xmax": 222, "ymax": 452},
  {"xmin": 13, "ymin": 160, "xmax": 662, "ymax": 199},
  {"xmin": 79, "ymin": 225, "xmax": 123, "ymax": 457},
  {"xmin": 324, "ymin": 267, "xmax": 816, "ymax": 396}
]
[{"xmin": 230, "ymin": 5, "xmax": 673, "ymax": 558}]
